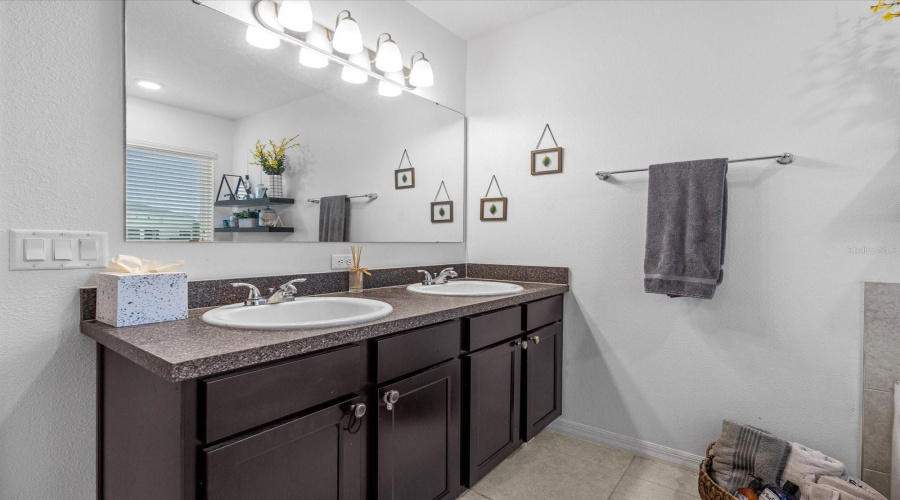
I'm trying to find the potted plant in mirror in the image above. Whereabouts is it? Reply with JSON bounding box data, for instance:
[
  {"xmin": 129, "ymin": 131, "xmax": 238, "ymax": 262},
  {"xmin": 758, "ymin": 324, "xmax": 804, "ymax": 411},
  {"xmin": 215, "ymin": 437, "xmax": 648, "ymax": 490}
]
[
  {"xmin": 235, "ymin": 210, "xmax": 260, "ymax": 228},
  {"xmin": 251, "ymin": 134, "xmax": 300, "ymax": 198}
]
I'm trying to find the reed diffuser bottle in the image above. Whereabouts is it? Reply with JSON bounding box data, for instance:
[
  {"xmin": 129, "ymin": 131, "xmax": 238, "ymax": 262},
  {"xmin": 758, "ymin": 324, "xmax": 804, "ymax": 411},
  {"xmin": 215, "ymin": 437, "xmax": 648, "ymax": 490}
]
[{"xmin": 349, "ymin": 246, "xmax": 371, "ymax": 293}]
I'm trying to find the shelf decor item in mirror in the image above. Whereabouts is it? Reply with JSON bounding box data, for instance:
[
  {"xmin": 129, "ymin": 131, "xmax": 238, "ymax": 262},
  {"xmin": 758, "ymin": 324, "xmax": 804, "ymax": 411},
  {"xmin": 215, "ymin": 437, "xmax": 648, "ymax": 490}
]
[
  {"xmin": 531, "ymin": 124, "xmax": 563, "ymax": 175},
  {"xmin": 431, "ymin": 181, "xmax": 454, "ymax": 223},
  {"xmin": 480, "ymin": 175, "xmax": 508, "ymax": 221},
  {"xmin": 395, "ymin": 149, "xmax": 415, "ymax": 189},
  {"xmin": 216, "ymin": 174, "xmax": 249, "ymax": 203}
]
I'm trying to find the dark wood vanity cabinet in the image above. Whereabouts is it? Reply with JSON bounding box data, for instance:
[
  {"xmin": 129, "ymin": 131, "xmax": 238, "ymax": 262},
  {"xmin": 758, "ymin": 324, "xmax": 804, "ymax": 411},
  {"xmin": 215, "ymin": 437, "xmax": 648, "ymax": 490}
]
[
  {"xmin": 98, "ymin": 294, "xmax": 564, "ymax": 500},
  {"xmin": 376, "ymin": 360, "xmax": 462, "ymax": 500},
  {"xmin": 463, "ymin": 295, "xmax": 564, "ymax": 487},
  {"xmin": 203, "ymin": 396, "xmax": 364, "ymax": 500}
]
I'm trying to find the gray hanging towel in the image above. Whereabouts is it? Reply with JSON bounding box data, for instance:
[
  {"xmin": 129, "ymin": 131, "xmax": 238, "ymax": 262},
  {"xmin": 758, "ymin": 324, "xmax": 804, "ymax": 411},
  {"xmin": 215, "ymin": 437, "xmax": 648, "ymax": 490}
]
[
  {"xmin": 644, "ymin": 158, "xmax": 728, "ymax": 299},
  {"xmin": 318, "ymin": 195, "xmax": 350, "ymax": 242}
]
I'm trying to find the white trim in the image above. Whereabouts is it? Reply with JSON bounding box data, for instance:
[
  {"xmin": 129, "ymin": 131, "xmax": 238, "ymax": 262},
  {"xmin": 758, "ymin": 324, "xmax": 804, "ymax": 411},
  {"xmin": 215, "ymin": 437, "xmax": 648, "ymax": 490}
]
[
  {"xmin": 547, "ymin": 418, "xmax": 704, "ymax": 470},
  {"xmin": 126, "ymin": 139, "xmax": 218, "ymax": 160}
]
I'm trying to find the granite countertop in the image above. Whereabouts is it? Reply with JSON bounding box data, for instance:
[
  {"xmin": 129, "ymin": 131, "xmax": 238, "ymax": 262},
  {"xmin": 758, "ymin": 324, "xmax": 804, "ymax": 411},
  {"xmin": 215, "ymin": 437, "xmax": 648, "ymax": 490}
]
[{"xmin": 81, "ymin": 281, "xmax": 568, "ymax": 382}]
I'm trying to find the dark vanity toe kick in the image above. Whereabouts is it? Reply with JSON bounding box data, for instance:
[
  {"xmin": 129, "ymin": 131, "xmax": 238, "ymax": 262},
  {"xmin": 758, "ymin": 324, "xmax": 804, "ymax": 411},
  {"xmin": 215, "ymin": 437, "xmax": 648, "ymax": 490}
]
[{"xmin": 80, "ymin": 281, "xmax": 568, "ymax": 382}]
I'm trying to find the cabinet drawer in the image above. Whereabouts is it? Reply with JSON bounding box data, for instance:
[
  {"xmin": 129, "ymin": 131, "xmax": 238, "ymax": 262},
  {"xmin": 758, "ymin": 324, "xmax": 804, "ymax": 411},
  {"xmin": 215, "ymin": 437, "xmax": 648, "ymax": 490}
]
[
  {"xmin": 524, "ymin": 295, "xmax": 563, "ymax": 331},
  {"xmin": 201, "ymin": 345, "xmax": 361, "ymax": 443},
  {"xmin": 375, "ymin": 321, "xmax": 460, "ymax": 384},
  {"xmin": 463, "ymin": 306, "xmax": 523, "ymax": 352}
]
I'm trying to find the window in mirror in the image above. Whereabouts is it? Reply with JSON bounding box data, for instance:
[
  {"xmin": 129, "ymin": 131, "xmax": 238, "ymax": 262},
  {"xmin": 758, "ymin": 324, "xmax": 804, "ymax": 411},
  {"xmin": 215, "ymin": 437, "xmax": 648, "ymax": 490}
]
[{"xmin": 125, "ymin": 141, "xmax": 216, "ymax": 242}]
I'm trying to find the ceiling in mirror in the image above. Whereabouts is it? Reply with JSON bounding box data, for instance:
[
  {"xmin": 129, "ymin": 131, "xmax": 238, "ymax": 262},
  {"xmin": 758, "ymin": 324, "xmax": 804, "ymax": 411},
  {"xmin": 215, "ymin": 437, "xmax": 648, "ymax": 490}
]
[{"xmin": 125, "ymin": 0, "xmax": 465, "ymax": 243}]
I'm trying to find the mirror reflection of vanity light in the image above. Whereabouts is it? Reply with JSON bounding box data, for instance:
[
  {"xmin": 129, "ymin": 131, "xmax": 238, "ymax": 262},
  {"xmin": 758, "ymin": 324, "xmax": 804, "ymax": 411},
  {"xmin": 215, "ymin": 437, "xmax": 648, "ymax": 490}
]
[
  {"xmin": 342, "ymin": 52, "xmax": 370, "ymax": 84},
  {"xmin": 378, "ymin": 80, "xmax": 402, "ymax": 97},
  {"xmin": 299, "ymin": 27, "xmax": 331, "ymax": 69},
  {"xmin": 276, "ymin": 0, "xmax": 312, "ymax": 33},
  {"xmin": 246, "ymin": 25, "xmax": 280, "ymax": 49},
  {"xmin": 331, "ymin": 10, "xmax": 363, "ymax": 55}
]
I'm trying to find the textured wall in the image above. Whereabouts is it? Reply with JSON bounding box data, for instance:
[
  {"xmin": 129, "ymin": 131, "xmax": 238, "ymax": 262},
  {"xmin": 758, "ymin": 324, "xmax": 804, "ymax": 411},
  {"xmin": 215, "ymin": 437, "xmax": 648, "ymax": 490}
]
[
  {"xmin": 466, "ymin": 1, "xmax": 900, "ymax": 471},
  {"xmin": 0, "ymin": 1, "xmax": 466, "ymax": 497}
]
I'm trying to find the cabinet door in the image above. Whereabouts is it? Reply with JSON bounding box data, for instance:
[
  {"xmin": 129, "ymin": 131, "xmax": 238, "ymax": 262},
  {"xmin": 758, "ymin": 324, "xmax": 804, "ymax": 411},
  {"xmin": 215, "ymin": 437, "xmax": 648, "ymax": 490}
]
[
  {"xmin": 464, "ymin": 340, "xmax": 522, "ymax": 487},
  {"xmin": 203, "ymin": 396, "xmax": 364, "ymax": 500},
  {"xmin": 377, "ymin": 360, "xmax": 461, "ymax": 500},
  {"xmin": 523, "ymin": 322, "xmax": 563, "ymax": 441}
]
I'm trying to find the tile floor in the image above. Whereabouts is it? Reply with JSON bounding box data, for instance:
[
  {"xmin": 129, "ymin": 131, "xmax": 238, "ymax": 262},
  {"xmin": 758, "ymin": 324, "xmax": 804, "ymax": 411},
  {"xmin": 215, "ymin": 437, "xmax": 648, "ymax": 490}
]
[{"xmin": 462, "ymin": 430, "xmax": 701, "ymax": 500}]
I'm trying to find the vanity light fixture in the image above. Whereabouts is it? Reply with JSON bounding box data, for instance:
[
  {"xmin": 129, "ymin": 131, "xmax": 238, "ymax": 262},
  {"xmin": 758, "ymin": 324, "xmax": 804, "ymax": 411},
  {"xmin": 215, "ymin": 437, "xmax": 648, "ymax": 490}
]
[
  {"xmin": 374, "ymin": 33, "xmax": 403, "ymax": 73},
  {"xmin": 135, "ymin": 79, "xmax": 164, "ymax": 90},
  {"xmin": 276, "ymin": 0, "xmax": 312, "ymax": 33},
  {"xmin": 330, "ymin": 10, "xmax": 363, "ymax": 54},
  {"xmin": 299, "ymin": 28, "xmax": 331, "ymax": 68},
  {"xmin": 342, "ymin": 52, "xmax": 369, "ymax": 84},
  {"xmin": 408, "ymin": 51, "xmax": 434, "ymax": 88},
  {"xmin": 246, "ymin": 25, "xmax": 280, "ymax": 49}
]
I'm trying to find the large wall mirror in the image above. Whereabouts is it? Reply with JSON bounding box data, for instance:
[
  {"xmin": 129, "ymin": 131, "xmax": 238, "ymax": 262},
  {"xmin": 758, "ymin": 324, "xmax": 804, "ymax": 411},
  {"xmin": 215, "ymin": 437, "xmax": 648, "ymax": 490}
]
[{"xmin": 125, "ymin": 1, "xmax": 465, "ymax": 243}]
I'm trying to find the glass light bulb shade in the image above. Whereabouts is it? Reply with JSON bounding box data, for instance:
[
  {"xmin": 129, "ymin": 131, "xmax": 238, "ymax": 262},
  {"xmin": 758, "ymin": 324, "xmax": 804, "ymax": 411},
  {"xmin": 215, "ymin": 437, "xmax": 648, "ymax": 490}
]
[
  {"xmin": 378, "ymin": 80, "xmax": 402, "ymax": 97},
  {"xmin": 341, "ymin": 65, "xmax": 367, "ymax": 84},
  {"xmin": 246, "ymin": 25, "xmax": 280, "ymax": 49},
  {"xmin": 299, "ymin": 47, "xmax": 328, "ymax": 68},
  {"xmin": 277, "ymin": 1, "xmax": 312, "ymax": 32},
  {"xmin": 332, "ymin": 18, "xmax": 363, "ymax": 54},
  {"xmin": 375, "ymin": 40, "xmax": 403, "ymax": 72},
  {"xmin": 409, "ymin": 58, "xmax": 433, "ymax": 87}
]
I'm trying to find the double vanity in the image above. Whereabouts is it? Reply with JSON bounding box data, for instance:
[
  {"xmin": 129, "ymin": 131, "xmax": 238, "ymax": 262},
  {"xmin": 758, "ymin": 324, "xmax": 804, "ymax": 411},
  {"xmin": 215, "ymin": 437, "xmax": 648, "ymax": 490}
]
[{"xmin": 81, "ymin": 266, "xmax": 567, "ymax": 499}]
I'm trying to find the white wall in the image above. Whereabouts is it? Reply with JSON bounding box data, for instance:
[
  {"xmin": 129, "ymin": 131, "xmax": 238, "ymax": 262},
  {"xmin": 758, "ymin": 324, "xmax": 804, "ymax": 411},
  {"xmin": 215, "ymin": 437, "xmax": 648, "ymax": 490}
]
[
  {"xmin": 0, "ymin": 1, "xmax": 466, "ymax": 497},
  {"xmin": 466, "ymin": 1, "xmax": 900, "ymax": 470},
  {"xmin": 126, "ymin": 96, "xmax": 235, "ymax": 175}
]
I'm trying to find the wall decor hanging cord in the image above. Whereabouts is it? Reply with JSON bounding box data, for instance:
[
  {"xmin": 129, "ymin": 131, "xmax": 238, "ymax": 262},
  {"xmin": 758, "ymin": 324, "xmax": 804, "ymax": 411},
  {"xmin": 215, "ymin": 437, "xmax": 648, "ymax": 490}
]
[
  {"xmin": 535, "ymin": 124, "xmax": 559, "ymax": 150},
  {"xmin": 595, "ymin": 153, "xmax": 794, "ymax": 180},
  {"xmin": 308, "ymin": 193, "xmax": 378, "ymax": 203},
  {"xmin": 434, "ymin": 181, "xmax": 451, "ymax": 201},
  {"xmin": 484, "ymin": 175, "xmax": 504, "ymax": 198},
  {"xmin": 398, "ymin": 149, "xmax": 412, "ymax": 169}
]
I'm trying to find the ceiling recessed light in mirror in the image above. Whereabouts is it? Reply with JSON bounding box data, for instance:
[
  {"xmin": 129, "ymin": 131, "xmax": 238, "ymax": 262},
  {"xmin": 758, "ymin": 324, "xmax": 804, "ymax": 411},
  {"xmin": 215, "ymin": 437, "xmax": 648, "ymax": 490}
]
[{"xmin": 135, "ymin": 79, "xmax": 164, "ymax": 90}]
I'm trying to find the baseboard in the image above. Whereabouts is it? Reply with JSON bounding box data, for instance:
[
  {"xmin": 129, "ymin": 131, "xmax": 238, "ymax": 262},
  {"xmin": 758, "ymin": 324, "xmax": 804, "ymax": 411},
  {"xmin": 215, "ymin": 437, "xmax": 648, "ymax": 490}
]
[{"xmin": 547, "ymin": 418, "xmax": 704, "ymax": 470}]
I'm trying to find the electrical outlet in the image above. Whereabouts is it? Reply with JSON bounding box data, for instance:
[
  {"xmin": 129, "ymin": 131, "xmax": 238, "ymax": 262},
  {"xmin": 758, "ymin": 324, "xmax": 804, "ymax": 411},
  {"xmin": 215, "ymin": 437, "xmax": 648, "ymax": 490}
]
[{"xmin": 331, "ymin": 254, "xmax": 354, "ymax": 269}]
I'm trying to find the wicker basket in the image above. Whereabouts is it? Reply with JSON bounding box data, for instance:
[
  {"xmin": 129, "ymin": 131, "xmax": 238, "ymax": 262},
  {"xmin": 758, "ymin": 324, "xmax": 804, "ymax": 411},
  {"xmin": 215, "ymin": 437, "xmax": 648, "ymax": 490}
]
[{"xmin": 698, "ymin": 442, "xmax": 739, "ymax": 500}]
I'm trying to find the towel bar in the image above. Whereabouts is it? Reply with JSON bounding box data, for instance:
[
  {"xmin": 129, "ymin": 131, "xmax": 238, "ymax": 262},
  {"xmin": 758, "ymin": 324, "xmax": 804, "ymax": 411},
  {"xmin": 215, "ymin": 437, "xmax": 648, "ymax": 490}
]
[
  {"xmin": 308, "ymin": 193, "xmax": 378, "ymax": 204},
  {"xmin": 595, "ymin": 153, "xmax": 794, "ymax": 180}
]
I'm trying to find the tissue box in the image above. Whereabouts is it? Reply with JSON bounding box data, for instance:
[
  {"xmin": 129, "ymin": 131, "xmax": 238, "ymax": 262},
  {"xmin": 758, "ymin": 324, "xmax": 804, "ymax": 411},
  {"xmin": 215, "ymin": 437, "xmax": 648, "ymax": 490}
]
[{"xmin": 96, "ymin": 272, "xmax": 188, "ymax": 327}]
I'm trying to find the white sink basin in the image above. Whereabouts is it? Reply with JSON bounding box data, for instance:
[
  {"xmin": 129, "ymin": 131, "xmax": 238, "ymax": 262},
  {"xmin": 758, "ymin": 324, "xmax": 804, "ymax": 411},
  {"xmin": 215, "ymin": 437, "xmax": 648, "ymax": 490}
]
[
  {"xmin": 406, "ymin": 280, "xmax": 524, "ymax": 297},
  {"xmin": 201, "ymin": 297, "xmax": 393, "ymax": 330}
]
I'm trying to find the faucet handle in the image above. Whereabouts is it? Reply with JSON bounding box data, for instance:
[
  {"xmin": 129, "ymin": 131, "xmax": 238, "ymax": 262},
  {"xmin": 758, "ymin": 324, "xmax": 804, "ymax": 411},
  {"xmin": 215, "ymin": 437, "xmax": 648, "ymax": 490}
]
[
  {"xmin": 232, "ymin": 283, "xmax": 266, "ymax": 306},
  {"xmin": 417, "ymin": 270, "xmax": 435, "ymax": 285},
  {"xmin": 277, "ymin": 278, "xmax": 307, "ymax": 301},
  {"xmin": 439, "ymin": 267, "xmax": 457, "ymax": 277}
]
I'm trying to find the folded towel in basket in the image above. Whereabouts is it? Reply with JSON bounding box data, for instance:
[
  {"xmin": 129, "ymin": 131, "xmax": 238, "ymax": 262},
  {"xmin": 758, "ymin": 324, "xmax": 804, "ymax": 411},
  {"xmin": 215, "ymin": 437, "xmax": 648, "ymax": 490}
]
[
  {"xmin": 783, "ymin": 442, "xmax": 848, "ymax": 488},
  {"xmin": 711, "ymin": 420, "xmax": 791, "ymax": 494}
]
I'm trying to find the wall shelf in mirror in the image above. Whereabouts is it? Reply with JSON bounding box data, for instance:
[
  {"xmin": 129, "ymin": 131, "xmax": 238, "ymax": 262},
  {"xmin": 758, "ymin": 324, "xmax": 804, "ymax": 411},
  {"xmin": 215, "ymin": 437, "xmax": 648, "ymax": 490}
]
[
  {"xmin": 215, "ymin": 227, "xmax": 294, "ymax": 233},
  {"xmin": 214, "ymin": 197, "xmax": 295, "ymax": 208}
]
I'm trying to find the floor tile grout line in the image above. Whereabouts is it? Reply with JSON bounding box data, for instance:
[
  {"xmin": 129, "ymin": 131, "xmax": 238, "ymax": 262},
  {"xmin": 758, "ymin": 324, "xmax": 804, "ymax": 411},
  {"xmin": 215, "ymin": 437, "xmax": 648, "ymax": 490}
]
[{"xmin": 607, "ymin": 455, "xmax": 637, "ymax": 499}]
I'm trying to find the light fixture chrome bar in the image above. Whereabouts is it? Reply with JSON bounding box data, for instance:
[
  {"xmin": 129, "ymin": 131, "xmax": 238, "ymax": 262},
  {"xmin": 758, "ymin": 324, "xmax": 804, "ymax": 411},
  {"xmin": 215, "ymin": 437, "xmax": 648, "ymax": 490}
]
[
  {"xmin": 252, "ymin": 0, "xmax": 414, "ymax": 90},
  {"xmin": 308, "ymin": 193, "xmax": 378, "ymax": 204},
  {"xmin": 595, "ymin": 153, "xmax": 794, "ymax": 180}
]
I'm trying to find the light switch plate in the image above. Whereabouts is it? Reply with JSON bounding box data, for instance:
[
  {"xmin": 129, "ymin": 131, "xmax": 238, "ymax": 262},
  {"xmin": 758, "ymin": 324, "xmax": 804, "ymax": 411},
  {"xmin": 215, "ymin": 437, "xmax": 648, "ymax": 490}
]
[{"xmin": 10, "ymin": 229, "xmax": 108, "ymax": 270}]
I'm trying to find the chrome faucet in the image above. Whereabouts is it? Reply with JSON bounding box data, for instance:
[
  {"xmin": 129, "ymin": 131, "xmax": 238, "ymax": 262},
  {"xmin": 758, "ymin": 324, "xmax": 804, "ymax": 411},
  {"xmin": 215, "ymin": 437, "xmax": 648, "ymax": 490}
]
[
  {"xmin": 232, "ymin": 278, "xmax": 307, "ymax": 306},
  {"xmin": 417, "ymin": 267, "xmax": 458, "ymax": 286}
]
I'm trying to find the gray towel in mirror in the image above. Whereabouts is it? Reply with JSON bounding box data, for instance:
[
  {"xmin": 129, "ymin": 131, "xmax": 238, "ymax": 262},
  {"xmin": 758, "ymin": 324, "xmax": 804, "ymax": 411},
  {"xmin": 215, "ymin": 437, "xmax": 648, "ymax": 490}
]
[
  {"xmin": 318, "ymin": 195, "xmax": 350, "ymax": 242},
  {"xmin": 644, "ymin": 158, "xmax": 728, "ymax": 299}
]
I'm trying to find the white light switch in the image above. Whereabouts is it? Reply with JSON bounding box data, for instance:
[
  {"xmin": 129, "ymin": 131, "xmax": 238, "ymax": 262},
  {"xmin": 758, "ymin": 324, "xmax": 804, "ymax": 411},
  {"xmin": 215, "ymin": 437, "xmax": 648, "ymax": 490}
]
[
  {"xmin": 24, "ymin": 239, "xmax": 45, "ymax": 261},
  {"xmin": 53, "ymin": 239, "xmax": 73, "ymax": 261},
  {"xmin": 79, "ymin": 239, "xmax": 99, "ymax": 260},
  {"xmin": 10, "ymin": 229, "xmax": 108, "ymax": 271}
]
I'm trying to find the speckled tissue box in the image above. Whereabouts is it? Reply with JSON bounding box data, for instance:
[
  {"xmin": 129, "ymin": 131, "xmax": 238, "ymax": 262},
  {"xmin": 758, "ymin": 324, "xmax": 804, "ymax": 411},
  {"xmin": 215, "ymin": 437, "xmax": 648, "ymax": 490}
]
[{"xmin": 96, "ymin": 272, "xmax": 188, "ymax": 327}]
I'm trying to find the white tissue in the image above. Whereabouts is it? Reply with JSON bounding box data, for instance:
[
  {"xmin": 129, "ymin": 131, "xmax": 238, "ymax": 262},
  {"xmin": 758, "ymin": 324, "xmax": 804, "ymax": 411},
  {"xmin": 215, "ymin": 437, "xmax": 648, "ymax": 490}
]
[{"xmin": 106, "ymin": 254, "xmax": 185, "ymax": 274}]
